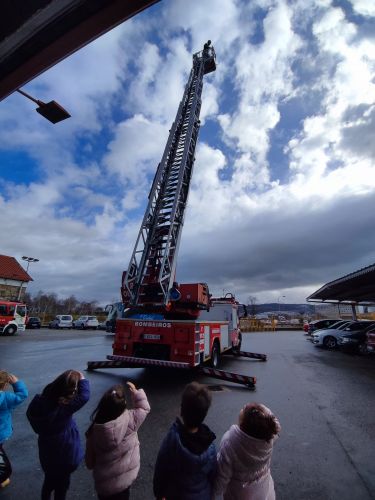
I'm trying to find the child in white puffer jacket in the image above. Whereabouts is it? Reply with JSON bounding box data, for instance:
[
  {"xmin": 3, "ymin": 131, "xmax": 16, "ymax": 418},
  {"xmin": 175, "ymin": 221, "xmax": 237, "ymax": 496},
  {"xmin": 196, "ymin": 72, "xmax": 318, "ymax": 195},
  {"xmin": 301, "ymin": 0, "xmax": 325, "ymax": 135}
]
[
  {"xmin": 85, "ymin": 381, "xmax": 150, "ymax": 500},
  {"xmin": 214, "ymin": 402, "xmax": 281, "ymax": 500}
]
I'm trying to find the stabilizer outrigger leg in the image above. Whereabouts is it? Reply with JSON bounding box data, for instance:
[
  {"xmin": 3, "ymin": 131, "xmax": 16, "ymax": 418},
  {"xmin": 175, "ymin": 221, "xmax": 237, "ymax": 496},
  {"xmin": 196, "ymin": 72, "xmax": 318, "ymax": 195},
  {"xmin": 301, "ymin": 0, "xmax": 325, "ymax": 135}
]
[
  {"xmin": 230, "ymin": 350, "xmax": 267, "ymax": 361},
  {"xmin": 87, "ymin": 356, "xmax": 257, "ymax": 389},
  {"xmin": 87, "ymin": 355, "xmax": 191, "ymax": 371},
  {"xmin": 197, "ymin": 366, "xmax": 256, "ymax": 390}
]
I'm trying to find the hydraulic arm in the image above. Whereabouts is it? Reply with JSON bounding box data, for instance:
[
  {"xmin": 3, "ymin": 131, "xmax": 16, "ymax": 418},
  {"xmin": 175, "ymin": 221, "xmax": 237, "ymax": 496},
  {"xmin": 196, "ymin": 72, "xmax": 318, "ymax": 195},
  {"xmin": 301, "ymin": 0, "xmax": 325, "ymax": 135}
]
[{"xmin": 121, "ymin": 41, "xmax": 216, "ymax": 308}]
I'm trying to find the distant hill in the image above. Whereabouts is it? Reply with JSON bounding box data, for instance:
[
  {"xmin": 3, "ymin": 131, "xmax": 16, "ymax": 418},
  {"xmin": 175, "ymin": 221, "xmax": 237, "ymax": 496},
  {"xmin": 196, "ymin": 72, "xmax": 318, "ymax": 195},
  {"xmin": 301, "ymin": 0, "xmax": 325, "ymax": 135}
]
[
  {"xmin": 240, "ymin": 303, "xmax": 314, "ymax": 317},
  {"xmin": 256, "ymin": 303, "xmax": 313, "ymax": 313}
]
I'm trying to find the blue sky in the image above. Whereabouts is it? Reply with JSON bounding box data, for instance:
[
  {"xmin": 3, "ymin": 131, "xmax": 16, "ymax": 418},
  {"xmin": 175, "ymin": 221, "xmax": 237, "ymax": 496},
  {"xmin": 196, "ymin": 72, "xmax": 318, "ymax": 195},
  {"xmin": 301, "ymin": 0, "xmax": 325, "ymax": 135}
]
[{"xmin": 1, "ymin": 0, "xmax": 375, "ymax": 306}]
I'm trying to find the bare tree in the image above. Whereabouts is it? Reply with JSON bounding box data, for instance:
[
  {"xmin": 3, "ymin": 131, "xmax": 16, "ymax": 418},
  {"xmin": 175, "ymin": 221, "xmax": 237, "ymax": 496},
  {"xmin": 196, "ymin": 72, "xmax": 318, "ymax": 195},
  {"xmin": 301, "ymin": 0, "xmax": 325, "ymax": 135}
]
[{"xmin": 248, "ymin": 296, "xmax": 257, "ymax": 318}]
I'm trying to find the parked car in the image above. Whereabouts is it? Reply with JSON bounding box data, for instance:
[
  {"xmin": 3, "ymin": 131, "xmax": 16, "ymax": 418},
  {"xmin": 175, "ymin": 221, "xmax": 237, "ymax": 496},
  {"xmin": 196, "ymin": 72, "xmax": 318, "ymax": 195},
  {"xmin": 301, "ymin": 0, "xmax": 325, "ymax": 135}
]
[
  {"xmin": 73, "ymin": 316, "xmax": 99, "ymax": 330},
  {"xmin": 49, "ymin": 315, "xmax": 73, "ymax": 329},
  {"xmin": 338, "ymin": 322, "xmax": 375, "ymax": 353},
  {"xmin": 26, "ymin": 316, "xmax": 41, "ymax": 329},
  {"xmin": 306, "ymin": 320, "xmax": 350, "ymax": 340},
  {"xmin": 307, "ymin": 319, "xmax": 342, "ymax": 335},
  {"xmin": 312, "ymin": 320, "xmax": 372, "ymax": 349}
]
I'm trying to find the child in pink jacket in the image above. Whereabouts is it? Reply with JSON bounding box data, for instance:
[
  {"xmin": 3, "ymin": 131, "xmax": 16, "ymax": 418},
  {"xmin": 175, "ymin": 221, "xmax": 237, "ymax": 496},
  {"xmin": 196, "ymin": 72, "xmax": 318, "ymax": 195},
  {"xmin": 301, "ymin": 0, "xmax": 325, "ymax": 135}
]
[
  {"xmin": 85, "ymin": 381, "xmax": 150, "ymax": 500},
  {"xmin": 214, "ymin": 402, "xmax": 281, "ymax": 500}
]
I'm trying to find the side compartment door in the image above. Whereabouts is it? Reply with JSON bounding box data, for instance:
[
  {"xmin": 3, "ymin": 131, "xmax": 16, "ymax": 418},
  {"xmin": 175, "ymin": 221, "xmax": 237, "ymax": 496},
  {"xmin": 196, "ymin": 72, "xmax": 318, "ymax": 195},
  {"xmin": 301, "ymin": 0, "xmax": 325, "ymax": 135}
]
[
  {"xmin": 220, "ymin": 324, "xmax": 229, "ymax": 349},
  {"xmin": 204, "ymin": 325, "xmax": 211, "ymax": 356},
  {"xmin": 231, "ymin": 306, "xmax": 238, "ymax": 330}
]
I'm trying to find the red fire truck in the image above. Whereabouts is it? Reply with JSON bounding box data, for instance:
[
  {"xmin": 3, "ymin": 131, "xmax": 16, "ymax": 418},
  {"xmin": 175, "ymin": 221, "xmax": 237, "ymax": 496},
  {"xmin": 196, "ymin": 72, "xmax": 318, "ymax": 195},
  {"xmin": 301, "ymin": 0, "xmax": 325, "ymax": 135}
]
[
  {"xmin": 113, "ymin": 288, "xmax": 242, "ymax": 369},
  {"xmin": 88, "ymin": 42, "xmax": 265, "ymax": 387},
  {"xmin": 0, "ymin": 300, "xmax": 27, "ymax": 335}
]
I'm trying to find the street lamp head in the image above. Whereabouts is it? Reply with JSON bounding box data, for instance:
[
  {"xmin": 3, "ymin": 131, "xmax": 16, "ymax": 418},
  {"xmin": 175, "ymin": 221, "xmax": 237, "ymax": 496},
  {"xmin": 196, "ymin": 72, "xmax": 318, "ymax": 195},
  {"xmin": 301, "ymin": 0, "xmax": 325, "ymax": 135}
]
[
  {"xmin": 36, "ymin": 100, "xmax": 71, "ymax": 124},
  {"xmin": 18, "ymin": 255, "xmax": 39, "ymax": 300},
  {"xmin": 16, "ymin": 89, "xmax": 71, "ymax": 124},
  {"xmin": 22, "ymin": 256, "xmax": 39, "ymax": 263}
]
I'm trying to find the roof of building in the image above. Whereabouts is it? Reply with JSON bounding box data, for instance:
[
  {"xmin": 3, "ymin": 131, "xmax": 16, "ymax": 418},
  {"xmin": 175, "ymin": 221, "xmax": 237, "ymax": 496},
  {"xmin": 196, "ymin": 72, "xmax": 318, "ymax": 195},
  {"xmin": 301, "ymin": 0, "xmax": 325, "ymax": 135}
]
[
  {"xmin": 0, "ymin": 255, "xmax": 33, "ymax": 282},
  {"xmin": 0, "ymin": 0, "xmax": 160, "ymax": 101},
  {"xmin": 307, "ymin": 263, "xmax": 375, "ymax": 305}
]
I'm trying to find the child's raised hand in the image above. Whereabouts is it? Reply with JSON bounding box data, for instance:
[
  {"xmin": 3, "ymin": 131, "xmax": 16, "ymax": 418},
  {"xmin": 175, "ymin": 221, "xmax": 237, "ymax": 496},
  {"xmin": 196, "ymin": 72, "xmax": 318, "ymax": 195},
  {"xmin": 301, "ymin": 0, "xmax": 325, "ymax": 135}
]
[
  {"xmin": 8, "ymin": 373, "xmax": 18, "ymax": 384},
  {"xmin": 126, "ymin": 381, "xmax": 137, "ymax": 393}
]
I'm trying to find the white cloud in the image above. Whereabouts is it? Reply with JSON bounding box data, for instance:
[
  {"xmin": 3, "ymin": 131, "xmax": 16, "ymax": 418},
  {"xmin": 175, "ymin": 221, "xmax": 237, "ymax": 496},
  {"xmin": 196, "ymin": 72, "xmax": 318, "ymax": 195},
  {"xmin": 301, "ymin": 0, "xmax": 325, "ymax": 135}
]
[
  {"xmin": 162, "ymin": 0, "xmax": 241, "ymax": 53},
  {"xmin": 349, "ymin": 0, "xmax": 375, "ymax": 16},
  {"xmin": 126, "ymin": 39, "xmax": 191, "ymax": 122},
  {"xmin": 1, "ymin": 0, "xmax": 375, "ymax": 306},
  {"xmin": 103, "ymin": 114, "xmax": 168, "ymax": 183}
]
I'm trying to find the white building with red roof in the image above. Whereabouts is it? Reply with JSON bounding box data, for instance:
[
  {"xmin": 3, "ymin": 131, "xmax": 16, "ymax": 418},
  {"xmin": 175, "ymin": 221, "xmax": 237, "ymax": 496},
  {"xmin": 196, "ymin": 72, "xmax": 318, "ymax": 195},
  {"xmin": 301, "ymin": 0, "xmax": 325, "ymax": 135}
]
[{"xmin": 0, "ymin": 254, "xmax": 33, "ymax": 300}]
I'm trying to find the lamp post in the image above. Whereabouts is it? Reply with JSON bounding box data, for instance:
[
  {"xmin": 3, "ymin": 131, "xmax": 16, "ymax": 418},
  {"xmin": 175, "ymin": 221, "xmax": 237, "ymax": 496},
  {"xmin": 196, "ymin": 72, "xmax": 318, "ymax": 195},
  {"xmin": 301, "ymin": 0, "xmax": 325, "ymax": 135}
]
[
  {"xmin": 16, "ymin": 88, "xmax": 71, "ymax": 124},
  {"xmin": 17, "ymin": 256, "xmax": 39, "ymax": 300}
]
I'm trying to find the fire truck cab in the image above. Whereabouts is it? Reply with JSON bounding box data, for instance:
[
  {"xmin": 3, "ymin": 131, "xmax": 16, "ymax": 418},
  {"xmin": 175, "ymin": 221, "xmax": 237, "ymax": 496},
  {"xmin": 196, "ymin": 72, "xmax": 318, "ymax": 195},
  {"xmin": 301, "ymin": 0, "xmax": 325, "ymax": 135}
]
[{"xmin": 0, "ymin": 300, "xmax": 27, "ymax": 335}]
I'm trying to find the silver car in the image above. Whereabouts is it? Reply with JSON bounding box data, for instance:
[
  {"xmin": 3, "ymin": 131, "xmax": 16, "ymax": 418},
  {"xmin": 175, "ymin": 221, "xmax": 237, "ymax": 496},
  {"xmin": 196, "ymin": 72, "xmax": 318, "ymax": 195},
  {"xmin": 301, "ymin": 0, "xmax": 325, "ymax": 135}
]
[
  {"xmin": 312, "ymin": 321, "xmax": 373, "ymax": 349},
  {"xmin": 49, "ymin": 315, "xmax": 73, "ymax": 329},
  {"xmin": 312, "ymin": 321, "xmax": 355, "ymax": 348}
]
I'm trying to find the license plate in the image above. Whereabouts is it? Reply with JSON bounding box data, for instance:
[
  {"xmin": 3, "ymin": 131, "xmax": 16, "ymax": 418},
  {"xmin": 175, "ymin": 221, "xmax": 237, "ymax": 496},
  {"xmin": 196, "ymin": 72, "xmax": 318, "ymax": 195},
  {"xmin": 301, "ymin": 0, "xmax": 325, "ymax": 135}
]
[{"xmin": 143, "ymin": 334, "xmax": 160, "ymax": 340}]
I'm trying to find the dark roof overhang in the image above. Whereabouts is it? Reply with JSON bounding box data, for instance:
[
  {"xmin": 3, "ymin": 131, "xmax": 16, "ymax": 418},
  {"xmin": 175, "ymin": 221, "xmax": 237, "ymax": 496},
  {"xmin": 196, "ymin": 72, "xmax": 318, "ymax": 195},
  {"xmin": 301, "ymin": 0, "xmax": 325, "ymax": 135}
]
[
  {"xmin": 307, "ymin": 263, "xmax": 375, "ymax": 305},
  {"xmin": 0, "ymin": 0, "xmax": 160, "ymax": 101}
]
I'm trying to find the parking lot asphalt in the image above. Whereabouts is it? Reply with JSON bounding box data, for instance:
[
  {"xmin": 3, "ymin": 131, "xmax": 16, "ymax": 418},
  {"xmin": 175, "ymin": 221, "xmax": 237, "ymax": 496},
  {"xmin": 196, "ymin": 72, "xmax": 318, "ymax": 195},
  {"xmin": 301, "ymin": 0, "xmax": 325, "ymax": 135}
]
[{"xmin": 1, "ymin": 329, "xmax": 374, "ymax": 500}]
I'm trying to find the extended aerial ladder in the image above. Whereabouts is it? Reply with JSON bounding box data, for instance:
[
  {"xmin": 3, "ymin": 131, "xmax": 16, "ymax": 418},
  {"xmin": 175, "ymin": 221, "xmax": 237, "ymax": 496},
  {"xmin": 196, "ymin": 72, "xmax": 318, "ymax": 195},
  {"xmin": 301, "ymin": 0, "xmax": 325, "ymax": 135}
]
[
  {"xmin": 88, "ymin": 42, "xmax": 266, "ymax": 389},
  {"xmin": 121, "ymin": 41, "xmax": 216, "ymax": 310}
]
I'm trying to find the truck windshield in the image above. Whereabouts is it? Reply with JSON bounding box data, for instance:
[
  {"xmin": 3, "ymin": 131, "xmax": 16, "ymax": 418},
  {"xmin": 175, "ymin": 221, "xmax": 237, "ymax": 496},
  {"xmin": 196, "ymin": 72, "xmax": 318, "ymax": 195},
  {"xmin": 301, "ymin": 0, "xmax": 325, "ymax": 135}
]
[{"xmin": 16, "ymin": 305, "xmax": 26, "ymax": 317}]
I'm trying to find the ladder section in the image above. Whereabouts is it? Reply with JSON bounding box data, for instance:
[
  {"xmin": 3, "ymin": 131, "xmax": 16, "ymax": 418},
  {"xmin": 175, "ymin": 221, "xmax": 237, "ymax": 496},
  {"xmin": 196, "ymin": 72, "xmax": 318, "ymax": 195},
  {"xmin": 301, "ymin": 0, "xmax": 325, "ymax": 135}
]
[{"xmin": 122, "ymin": 42, "xmax": 216, "ymax": 307}]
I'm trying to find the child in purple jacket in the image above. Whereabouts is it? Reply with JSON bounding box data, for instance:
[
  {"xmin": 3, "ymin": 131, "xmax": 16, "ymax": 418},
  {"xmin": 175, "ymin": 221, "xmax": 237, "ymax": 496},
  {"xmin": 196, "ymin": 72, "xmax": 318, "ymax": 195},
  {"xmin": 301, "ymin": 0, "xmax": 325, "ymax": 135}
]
[
  {"xmin": 27, "ymin": 369, "xmax": 90, "ymax": 500},
  {"xmin": 214, "ymin": 402, "xmax": 281, "ymax": 500}
]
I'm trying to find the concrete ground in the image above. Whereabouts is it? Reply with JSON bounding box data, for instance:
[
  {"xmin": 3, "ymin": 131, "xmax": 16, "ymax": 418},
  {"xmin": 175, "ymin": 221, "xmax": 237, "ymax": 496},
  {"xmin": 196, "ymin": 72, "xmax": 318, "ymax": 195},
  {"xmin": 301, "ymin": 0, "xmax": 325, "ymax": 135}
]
[{"xmin": 1, "ymin": 329, "xmax": 374, "ymax": 499}]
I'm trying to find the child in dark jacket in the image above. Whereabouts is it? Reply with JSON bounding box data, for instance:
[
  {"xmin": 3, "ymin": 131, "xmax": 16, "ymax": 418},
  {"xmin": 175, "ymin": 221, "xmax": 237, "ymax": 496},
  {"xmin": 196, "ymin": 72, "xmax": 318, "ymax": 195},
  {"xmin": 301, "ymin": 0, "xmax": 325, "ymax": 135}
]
[
  {"xmin": 214, "ymin": 402, "xmax": 281, "ymax": 500},
  {"xmin": 26, "ymin": 369, "xmax": 90, "ymax": 500},
  {"xmin": 153, "ymin": 381, "xmax": 217, "ymax": 500},
  {"xmin": 85, "ymin": 381, "xmax": 150, "ymax": 499},
  {"xmin": 0, "ymin": 371, "xmax": 28, "ymax": 488}
]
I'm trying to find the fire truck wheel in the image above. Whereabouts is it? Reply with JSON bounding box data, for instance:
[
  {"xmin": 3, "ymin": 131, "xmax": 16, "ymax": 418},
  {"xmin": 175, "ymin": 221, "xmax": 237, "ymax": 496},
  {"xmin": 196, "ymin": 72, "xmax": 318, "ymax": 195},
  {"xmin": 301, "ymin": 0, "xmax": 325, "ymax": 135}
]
[
  {"xmin": 5, "ymin": 325, "xmax": 17, "ymax": 336},
  {"xmin": 210, "ymin": 342, "xmax": 220, "ymax": 368},
  {"xmin": 232, "ymin": 333, "xmax": 242, "ymax": 354}
]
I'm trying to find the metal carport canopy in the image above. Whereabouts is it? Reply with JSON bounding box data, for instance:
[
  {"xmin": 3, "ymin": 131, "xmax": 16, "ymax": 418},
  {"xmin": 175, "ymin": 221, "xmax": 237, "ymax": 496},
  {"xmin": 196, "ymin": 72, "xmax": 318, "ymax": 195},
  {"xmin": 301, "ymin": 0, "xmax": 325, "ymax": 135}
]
[{"xmin": 307, "ymin": 263, "xmax": 375, "ymax": 305}]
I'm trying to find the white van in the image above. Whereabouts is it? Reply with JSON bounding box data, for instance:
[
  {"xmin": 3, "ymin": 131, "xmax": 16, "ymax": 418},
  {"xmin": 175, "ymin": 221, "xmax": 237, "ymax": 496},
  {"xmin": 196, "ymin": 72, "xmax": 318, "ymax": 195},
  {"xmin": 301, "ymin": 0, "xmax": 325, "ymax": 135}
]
[{"xmin": 49, "ymin": 315, "xmax": 73, "ymax": 329}]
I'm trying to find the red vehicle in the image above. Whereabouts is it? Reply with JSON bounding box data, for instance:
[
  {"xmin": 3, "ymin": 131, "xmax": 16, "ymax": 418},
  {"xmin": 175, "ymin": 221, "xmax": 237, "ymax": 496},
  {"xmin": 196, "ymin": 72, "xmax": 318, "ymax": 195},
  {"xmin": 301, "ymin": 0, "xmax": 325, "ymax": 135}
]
[
  {"xmin": 113, "ymin": 287, "xmax": 242, "ymax": 369},
  {"xmin": 0, "ymin": 300, "xmax": 27, "ymax": 336},
  {"xmin": 89, "ymin": 43, "xmax": 265, "ymax": 387}
]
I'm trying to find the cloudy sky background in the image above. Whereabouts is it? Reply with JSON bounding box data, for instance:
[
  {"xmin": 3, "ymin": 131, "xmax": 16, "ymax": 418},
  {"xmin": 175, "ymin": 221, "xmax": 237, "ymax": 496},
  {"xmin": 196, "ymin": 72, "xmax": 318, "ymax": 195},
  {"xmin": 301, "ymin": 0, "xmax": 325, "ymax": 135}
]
[{"xmin": 1, "ymin": 0, "xmax": 374, "ymax": 306}]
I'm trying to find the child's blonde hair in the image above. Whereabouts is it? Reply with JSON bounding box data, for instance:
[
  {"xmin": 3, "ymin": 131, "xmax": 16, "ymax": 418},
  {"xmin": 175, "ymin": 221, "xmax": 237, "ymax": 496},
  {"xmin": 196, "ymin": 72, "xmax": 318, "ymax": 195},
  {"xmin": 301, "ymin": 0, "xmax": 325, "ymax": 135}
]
[{"xmin": 0, "ymin": 370, "xmax": 9, "ymax": 390}]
